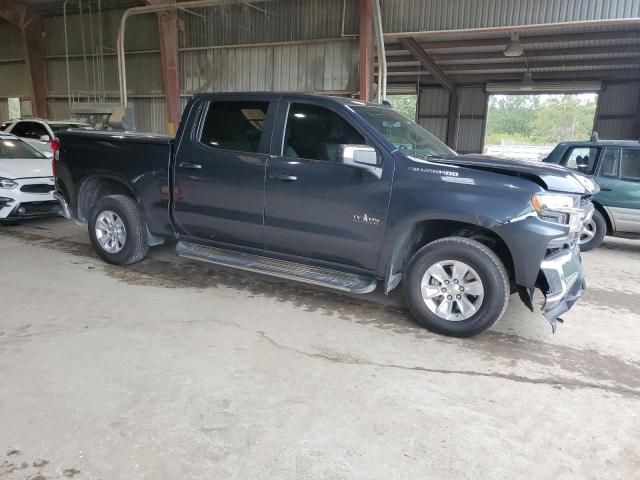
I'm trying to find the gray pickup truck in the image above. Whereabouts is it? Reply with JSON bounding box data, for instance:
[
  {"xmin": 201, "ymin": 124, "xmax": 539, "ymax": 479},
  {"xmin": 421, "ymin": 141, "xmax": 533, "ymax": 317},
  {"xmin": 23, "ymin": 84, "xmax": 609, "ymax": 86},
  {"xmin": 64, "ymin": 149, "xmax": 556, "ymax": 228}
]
[{"xmin": 53, "ymin": 93, "xmax": 597, "ymax": 337}]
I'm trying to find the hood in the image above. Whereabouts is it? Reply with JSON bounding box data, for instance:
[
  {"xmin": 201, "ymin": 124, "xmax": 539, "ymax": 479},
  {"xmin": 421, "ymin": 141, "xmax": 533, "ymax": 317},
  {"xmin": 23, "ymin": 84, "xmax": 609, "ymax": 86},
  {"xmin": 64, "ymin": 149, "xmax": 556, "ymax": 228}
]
[
  {"xmin": 0, "ymin": 157, "xmax": 53, "ymax": 179},
  {"xmin": 436, "ymin": 154, "xmax": 598, "ymax": 195}
]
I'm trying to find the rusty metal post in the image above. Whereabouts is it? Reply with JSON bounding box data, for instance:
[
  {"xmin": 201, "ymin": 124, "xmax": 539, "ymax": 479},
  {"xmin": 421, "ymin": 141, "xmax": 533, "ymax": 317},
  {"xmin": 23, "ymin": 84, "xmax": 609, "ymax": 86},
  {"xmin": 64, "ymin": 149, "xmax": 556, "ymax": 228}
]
[
  {"xmin": 358, "ymin": 0, "xmax": 374, "ymax": 101},
  {"xmin": 0, "ymin": 0, "xmax": 48, "ymax": 118},
  {"xmin": 21, "ymin": 18, "xmax": 48, "ymax": 118},
  {"xmin": 157, "ymin": 10, "xmax": 181, "ymax": 135}
]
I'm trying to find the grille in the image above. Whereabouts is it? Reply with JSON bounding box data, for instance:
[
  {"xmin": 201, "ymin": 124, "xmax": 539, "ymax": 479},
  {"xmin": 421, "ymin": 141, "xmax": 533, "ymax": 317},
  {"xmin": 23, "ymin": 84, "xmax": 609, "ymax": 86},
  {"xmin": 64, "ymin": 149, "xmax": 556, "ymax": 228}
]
[
  {"xmin": 580, "ymin": 195, "xmax": 592, "ymax": 208},
  {"xmin": 20, "ymin": 184, "xmax": 56, "ymax": 194},
  {"xmin": 11, "ymin": 200, "xmax": 60, "ymax": 217}
]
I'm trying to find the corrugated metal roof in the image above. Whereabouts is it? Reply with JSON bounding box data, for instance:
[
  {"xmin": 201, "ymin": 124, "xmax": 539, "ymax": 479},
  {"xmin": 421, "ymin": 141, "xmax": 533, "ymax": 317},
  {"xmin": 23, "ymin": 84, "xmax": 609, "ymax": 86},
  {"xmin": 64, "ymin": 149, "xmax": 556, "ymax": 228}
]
[
  {"xmin": 380, "ymin": 0, "xmax": 640, "ymax": 34},
  {"xmin": 0, "ymin": 22, "xmax": 23, "ymax": 60},
  {"xmin": 597, "ymin": 82, "xmax": 640, "ymax": 115},
  {"xmin": 180, "ymin": 38, "xmax": 358, "ymax": 94},
  {"xmin": 179, "ymin": 0, "xmax": 358, "ymax": 48},
  {"xmin": 43, "ymin": 7, "xmax": 160, "ymax": 57}
]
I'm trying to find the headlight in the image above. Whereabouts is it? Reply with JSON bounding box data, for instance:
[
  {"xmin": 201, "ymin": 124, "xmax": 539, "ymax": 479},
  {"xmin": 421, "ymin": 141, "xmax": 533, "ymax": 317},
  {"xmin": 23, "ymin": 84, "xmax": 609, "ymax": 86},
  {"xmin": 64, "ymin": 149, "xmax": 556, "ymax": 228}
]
[
  {"xmin": 531, "ymin": 193, "xmax": 578, "ymax": 213},
  {"xmin": 532, "ymin": 193, "xmax": 584, "ymax": 236},
  {"xmin": 0, "ymin": 178, "xmax": 18, "ymax": 189}
]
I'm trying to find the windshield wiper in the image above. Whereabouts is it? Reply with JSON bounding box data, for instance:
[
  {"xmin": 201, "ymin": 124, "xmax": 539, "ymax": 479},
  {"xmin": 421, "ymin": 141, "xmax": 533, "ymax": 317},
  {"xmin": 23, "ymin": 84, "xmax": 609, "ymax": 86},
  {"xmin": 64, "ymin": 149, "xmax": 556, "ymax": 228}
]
[{"xmin": 411, "ymin": 153, "xmax": 443, "ymax": 160}]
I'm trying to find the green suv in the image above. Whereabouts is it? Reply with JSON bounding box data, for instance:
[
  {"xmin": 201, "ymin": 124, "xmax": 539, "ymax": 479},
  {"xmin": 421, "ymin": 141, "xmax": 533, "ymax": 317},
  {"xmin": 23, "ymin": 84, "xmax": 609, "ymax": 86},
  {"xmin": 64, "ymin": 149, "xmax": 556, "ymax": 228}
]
[{"xmin": 544, "ymin": 140, "xmax": 640, "ymax": 251}]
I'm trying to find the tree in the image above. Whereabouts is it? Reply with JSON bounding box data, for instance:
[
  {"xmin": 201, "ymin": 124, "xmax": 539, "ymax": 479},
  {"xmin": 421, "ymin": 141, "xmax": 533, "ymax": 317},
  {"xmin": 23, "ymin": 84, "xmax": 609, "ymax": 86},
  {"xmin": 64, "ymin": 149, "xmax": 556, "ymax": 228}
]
[
  {"xmin": 486, "ymin": 95, "xmax": 540, "ymax": 138},
  {"xmin": 530, "ymin": 96, "xmax": 596, "ymax": 143},
  {"xmin": 387, "ymin": 95, "xmax": 417, "ymax": 120},
  {"xmin": 485, "ymin": 94, "xmax": 597, "ymax": 145}
]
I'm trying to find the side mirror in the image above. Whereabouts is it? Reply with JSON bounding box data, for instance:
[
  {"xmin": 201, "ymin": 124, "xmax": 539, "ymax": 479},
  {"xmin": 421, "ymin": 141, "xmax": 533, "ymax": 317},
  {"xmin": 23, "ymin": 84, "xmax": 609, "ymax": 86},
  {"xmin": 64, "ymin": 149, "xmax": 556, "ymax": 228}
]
[
  {"xmin": 39, "ymin": 135, "xmax": 51, "ymax": 143},
  {"xmin": 339, "ymin": 144, "xmax": 382, "ymax": 179}
]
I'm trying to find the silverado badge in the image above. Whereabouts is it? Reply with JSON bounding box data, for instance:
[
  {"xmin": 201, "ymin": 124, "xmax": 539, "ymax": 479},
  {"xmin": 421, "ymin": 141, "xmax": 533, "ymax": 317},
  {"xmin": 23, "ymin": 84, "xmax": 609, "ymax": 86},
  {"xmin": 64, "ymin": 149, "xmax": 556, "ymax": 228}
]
[{"xmin": 353, "ymin": 213, "xmax": 381, "ymax": 226}]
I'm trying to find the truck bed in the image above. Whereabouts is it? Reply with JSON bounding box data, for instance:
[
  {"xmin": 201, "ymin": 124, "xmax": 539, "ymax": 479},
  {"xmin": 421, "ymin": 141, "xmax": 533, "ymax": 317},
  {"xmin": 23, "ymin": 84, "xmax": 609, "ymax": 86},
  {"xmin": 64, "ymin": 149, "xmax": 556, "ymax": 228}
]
[{"xmin": 56, "ymin": 130, "xmax": 174, "ymax": 236}]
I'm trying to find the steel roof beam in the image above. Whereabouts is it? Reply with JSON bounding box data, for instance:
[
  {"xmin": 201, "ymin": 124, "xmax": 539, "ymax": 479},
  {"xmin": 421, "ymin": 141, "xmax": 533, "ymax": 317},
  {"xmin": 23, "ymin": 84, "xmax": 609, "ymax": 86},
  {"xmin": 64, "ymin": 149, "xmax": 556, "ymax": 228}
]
[
  {"xmin": 399, "ymin": 37, "xmax": 455, "ymax": 92},
  {"xmin": 385, "ymin": 30, "xmax": 640, "ymax": 52}
]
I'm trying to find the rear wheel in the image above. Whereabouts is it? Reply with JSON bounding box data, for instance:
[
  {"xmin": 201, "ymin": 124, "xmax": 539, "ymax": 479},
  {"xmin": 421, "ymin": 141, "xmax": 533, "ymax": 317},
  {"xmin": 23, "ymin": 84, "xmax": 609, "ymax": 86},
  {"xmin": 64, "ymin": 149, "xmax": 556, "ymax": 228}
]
[
  {"xmin": 403, "ymin": 237, "xmax": 509, "ymax": 337},
  {"xmin": 88, "ymin": 195, "xmax": 148, "ymax": 265},
  {"xmin": 579, "ymin": 209, "xmax": 606, "ymax": 252}
]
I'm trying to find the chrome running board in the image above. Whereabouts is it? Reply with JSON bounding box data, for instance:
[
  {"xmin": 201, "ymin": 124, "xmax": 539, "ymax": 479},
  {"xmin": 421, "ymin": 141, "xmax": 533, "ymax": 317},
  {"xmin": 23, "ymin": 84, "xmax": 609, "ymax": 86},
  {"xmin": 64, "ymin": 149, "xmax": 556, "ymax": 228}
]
[{"xmin": 176, "ymin": 241, "xmax": 377, "ymax": 294}]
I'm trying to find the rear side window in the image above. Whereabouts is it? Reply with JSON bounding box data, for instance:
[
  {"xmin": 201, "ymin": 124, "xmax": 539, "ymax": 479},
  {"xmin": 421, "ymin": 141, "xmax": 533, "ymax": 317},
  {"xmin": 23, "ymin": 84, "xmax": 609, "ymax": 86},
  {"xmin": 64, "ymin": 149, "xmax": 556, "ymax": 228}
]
[
  {"xmin": 199, "ymin": 101, "xmax": 269, "ymax": 154},
  {"xmin": 620, "ymin": 148, "xmax": 640, "ymax": 182},
  {"xmin": 50, "ymin": 124, "xmax": 93, "ymax": 133},
  {"xmin": 563, "ymin": 147, "xmax": 599, "ymax": 174},
  {"xmin": 11, "ymin": 121, "xmax": 48, "ymax": 140},
  {"xmin": 599, "ymin": 148, "xmax": 620, "ymax": 179}
]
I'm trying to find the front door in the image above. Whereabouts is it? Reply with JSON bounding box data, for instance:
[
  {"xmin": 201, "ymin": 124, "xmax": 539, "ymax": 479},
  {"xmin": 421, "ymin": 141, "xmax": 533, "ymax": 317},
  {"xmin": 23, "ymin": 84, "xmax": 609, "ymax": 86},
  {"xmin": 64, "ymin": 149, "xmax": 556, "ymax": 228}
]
[
  {"xmin": 172, "ymin": 99, "xmax": 276, "ymax": 248},
  {"xmin": 264, "ymin": 101, "xmax": 393, "ymax": 270},
  {"xmin": 596, "ymin": 147, "xmax": 640, "ymax": 234}
]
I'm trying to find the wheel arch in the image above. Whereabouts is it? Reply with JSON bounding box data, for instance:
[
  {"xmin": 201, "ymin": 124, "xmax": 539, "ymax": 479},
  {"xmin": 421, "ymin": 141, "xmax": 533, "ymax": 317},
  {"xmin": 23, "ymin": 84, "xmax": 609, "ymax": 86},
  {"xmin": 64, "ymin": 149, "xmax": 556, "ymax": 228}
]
[
  {"xmin": 381, "ymin": 218, "xmax": 515, "ymax": 294},
  {"xmin": 76, "ymin": 174, "xmax": 136, "ymax": 223},
  {"xmin": 593, "ymin": 200, "xmax": 614, "ymax": 235}
]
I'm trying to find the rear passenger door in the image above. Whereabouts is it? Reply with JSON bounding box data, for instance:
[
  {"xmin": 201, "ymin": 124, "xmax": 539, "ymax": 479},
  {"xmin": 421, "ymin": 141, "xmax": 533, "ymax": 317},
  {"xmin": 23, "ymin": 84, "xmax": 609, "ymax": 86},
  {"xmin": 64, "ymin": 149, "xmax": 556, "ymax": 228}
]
[
  {"xmin": 172, "ymin": 99, "xmax": 277, "ymax": 248},
  {"xmin": 596, "ymin": 147, "xmax": 640, "ymax": 234}
]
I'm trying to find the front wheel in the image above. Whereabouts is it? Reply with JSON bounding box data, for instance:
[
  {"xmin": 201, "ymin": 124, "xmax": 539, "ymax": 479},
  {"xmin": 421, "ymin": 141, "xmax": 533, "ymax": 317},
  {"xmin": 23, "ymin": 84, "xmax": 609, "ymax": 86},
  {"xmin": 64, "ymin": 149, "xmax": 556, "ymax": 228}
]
[
  {"xmin": 88, "ymin": 195, "xmax": 149, "ymax": 265},
  {"xmin": 403, "ymin": 237, "xmax": 510, "ymax": 337},
  {"xmin": 579, "ymin": 209, "xmax": 606, "ymax": 252}
]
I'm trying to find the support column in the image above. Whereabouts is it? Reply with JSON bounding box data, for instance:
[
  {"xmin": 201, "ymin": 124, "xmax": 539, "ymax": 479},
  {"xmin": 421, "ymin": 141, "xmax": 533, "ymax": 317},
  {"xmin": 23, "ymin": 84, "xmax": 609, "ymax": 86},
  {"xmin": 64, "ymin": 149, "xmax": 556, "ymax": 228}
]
[
  {"xmin": 157, "ymin": 10, "xmax": 181, "ymax": 135},
  {"xmin": 447, "ymin": 91, "xmax": 459, "ymax": 149},
  {"xmin": 358, "ymin": 0, "xmax": 374, "ymax": 101},
  {"xmin": 634, "ymin": 87, "xmax": 640, "ymax": 139},
  {"xmin": 0, "ymin": 0, "xmax": 48, "ymax": 118},
  {"xmin": 21, "ymin": 19, "xmax": 48, "ymax": 118}
]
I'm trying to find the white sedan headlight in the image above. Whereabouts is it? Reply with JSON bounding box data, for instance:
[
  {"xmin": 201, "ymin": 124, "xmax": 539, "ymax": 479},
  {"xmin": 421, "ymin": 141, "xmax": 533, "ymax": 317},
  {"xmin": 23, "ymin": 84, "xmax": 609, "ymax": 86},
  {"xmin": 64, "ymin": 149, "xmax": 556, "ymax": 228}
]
[{"xmin": 0, "ymin": 178, "xmax": 18, "ymax": 189}]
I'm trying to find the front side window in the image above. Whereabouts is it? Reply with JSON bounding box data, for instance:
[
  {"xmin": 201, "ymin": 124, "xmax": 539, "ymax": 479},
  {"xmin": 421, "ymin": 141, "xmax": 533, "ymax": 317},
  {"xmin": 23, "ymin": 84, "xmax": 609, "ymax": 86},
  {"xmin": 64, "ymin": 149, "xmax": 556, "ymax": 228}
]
[
  {"xmin": 0, "ymin": 138, "xmax": 46, "ymax": 159},
  {"xmin": 351, "ymin": 104, "xmax": 456, "ymax": 159},
  {"xmin": 599, "ymin": 148, "xmax": 620, "ymax": 179},
  {"xmin": 564, "ymin": 147, "xmax": 599, "ymax": 174},
  {"xmin": 284, "ymin": 104, "xmax": 365, "ymax": 162},
  {"xmin": 200, "ymin": 101, "xmax": 269, "ymax": 154},
  {"xmin": 620, "ymin": 148, "xmax": 640, "ymax": 182}
]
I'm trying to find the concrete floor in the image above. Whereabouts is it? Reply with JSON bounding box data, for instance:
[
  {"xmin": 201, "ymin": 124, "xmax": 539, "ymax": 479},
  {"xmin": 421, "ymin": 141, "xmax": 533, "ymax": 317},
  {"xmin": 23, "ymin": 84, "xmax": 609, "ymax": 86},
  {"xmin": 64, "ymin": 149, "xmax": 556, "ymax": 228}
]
[{"xmin": 1, "ymin": 218, "xmax": 639, "ymax": 480}]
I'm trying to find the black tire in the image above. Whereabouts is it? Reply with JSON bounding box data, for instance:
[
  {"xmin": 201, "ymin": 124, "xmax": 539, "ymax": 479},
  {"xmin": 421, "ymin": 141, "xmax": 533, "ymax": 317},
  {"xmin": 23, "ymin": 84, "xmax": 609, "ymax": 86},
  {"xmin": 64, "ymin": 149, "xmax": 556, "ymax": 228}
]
[
  {"xmin": 403, "ymin": 237, "xmax": 510, "ymax": 338},
  {"xmin": 579, "ymin": 209, "xmax": 606, "ymax": 252},
  {"xmin": 88, "ymin": 194, "xmax": 149, "ymax": 265}
]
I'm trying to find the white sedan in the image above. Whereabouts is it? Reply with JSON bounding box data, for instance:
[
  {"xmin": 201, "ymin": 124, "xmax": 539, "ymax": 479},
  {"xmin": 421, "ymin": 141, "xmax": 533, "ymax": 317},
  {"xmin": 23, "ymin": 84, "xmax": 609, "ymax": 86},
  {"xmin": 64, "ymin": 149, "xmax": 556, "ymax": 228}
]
[
  {"xmin": 0, "ymin": 133, "xmax": 60, "ymax": 221},
  {"xmin": 4, "ymin": 119, "xmax": 93, "ymax": 154}
]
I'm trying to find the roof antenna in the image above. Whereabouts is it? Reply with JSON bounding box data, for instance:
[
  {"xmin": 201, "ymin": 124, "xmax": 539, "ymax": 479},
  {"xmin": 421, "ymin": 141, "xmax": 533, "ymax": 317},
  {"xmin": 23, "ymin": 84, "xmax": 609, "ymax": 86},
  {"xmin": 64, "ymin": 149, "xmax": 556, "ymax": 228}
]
[{"xmin": 590, "ymin": 130, "xmax": 599, "ymax": 142}]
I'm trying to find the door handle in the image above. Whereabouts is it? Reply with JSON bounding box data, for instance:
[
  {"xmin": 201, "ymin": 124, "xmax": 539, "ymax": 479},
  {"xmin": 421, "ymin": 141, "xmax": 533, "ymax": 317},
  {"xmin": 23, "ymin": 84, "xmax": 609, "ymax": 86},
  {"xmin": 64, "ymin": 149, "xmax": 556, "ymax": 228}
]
[
  {"xmin": 178, "ymin": 162, "xmax": 202, "ymax": 169},
  {"xmin": 600, "ymin": 187, "xmax": 613, "ymax": 191},
  {"xmin": 270, "ymin": 172, "xmax": 298, "ymax": 182}
]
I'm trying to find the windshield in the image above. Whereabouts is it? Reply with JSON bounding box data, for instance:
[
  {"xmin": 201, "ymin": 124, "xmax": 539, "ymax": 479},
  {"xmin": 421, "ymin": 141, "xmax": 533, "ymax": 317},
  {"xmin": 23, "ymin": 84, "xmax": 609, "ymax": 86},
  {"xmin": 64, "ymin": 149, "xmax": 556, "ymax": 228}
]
[
  {"xmin": 0, "ymin": 138, "xmax": 46, "ymax": 159},
  {"xmin": 50, "ymin": 124, "xmax": 93, "ymax": 133},
  {"xmin": 351, "ymin": 105, "xmax": 456, "ymax": 159}
]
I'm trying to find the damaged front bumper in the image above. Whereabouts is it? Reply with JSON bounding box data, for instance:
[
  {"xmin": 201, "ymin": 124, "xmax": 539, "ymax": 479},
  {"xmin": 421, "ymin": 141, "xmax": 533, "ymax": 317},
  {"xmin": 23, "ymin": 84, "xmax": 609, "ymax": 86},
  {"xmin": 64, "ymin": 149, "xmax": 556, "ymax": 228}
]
[
  {"xmin": 539, "ymin": 246, "xmax": 585, "ymax": 331},
  {"xmin": 519, "ymin": 245, "xmax": 586, "ymax": 332}
]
